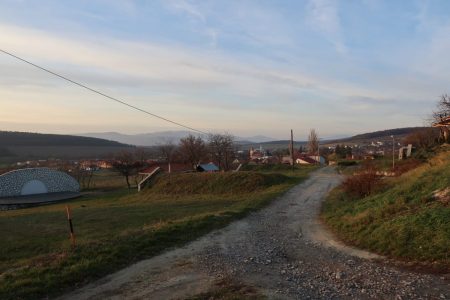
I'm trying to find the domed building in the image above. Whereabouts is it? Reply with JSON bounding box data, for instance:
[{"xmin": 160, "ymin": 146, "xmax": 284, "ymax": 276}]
[{"xmin": 0, "ymin": 168, "xmax": 80, "ymax": 204}]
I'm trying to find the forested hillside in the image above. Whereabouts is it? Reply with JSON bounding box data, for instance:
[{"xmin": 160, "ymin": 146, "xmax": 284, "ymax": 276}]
[{"xmin": 0, "ymin": 131, "xmax": 129, "ymax": 147}]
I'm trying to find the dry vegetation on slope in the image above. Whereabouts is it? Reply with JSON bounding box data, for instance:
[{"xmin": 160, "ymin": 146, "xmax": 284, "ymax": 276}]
[{"xmin": 322, "ymin": 145, "xmax": 450, "ymax": 271}]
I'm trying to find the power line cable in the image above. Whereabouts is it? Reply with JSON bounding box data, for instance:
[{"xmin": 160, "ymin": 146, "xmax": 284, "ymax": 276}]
[{"xmin": 0, "ymin": 48, "xmax": 208, "ymax": 135}]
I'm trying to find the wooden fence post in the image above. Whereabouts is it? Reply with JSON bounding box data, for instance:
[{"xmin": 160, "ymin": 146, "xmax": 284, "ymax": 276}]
[{"xmin": 66, "ymin": 205, "xmax": 76, "ymax": 247}]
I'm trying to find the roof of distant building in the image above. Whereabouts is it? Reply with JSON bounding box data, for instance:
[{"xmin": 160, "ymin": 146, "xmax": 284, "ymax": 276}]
[
  {"xmin": 197, "ymin": 163, "xmax": 219, "ymax": 172},
  {"xmin": 296, "ymin": 156, "xmax": 317, "ymax": 164}
]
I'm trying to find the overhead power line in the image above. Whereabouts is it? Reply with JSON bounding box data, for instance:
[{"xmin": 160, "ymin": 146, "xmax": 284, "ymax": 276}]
[{"xmin": 0, "ymin": 48, "xmax": 208, "ymax": 135}]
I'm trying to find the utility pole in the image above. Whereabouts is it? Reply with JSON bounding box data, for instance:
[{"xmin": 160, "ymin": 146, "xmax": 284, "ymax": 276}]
[
  {"xmin": 317, "ymin": 139, "xmax": 320, "ymax": 165},
  {"xmin": 290, "ymin": 129, "xmax": 294, "ymax": 171},
  {"xmin": 391, "ymin": 135, "xmax": 395, "ymax": 170}
]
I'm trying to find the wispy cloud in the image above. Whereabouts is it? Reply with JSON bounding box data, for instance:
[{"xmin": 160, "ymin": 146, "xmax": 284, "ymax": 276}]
[
  {"xmin": 306, "ymin": 0, "xmax": 347, "ymax": 54},
  {"xmin": 165, "ymin": 0, "xmax": 205, "ymax": 22}
]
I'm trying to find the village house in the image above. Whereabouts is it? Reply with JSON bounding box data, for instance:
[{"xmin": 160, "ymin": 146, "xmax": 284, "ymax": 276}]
[
  {"xmin": 282, "ymin": 151, "xmax": 325, "ymax": 165},
  {"xmin": 196, "ymin": 163, "xmax": 219, "ymax": 172}
]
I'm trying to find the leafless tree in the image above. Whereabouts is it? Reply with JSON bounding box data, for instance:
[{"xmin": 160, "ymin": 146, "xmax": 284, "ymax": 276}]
[
  {"xmin": 432, "ymin": 94, "xmax": 450, "ymax": 122},
  {"xmin": 178, "ymin": 134, "xmax": 207, "ymax": 169},
  {"xmin": 134, "ymin": 147, "xmax": 148, "ymax": 163},
  {"xmin": 58, "ymin": 161, "xmax": 95, "ymax": 190},
  {"xmin": 208, "ymin": 133, "xmax": 235, "ymax": 171},
  {"xmin": 431, "ymin": 94, "xmax": 450, "ymax": 143},
  {"xmin": 307, "ymin": 129, "xmax": 319, "ymax": 156},
  {"xmin": 112, "ymin": 150, "xmax": 143, "ymax": 189},
  {"xmin": 158, "ymin": 139, "xmax": 177, "ymax": 173}
]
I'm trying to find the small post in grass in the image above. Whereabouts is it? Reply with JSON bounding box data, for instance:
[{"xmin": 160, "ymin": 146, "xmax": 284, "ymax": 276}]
[{"xmin": 66, "ymin": 205, "xmax": 76, "ymax": 247}]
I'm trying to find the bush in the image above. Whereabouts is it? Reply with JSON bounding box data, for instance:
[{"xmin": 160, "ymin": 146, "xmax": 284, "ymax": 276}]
[
  {"xmin": 343, "ymin": 162, "xmax": 382, "ymax": 198},
  {"xmin": 393, "ymin": 158, "xmax": 422, "ymax": 175}
]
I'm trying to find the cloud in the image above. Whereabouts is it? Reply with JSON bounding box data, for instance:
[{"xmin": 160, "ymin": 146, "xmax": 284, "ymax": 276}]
[
  {"xmin": 306, "ymin": 0, "xmax": 347, "ymax": 54},
  {"xmin": 165, "ymin": 0, "xmax": 205, "ymax": 22},
  {"xmin": 0, "ymin": 22, "xmax": 399, "ymax": 111}
]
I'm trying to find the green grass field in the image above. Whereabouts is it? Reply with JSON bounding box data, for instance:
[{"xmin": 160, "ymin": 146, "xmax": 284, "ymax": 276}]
[
  {"xmin": 0, "ymin": 166, "xmax": 315, "ymax": 299},
  {"xmin": 322, "ymin": 145, "xmax": 450, "ymax": 270}
]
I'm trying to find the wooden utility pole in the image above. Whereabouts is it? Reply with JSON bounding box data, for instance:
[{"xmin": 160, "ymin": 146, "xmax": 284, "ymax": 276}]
[
  {"xmin": 317, "ymin": 139, "xmax": 320, "ymax": 165},
  {"xmin": 290, "ymin": 129, "xmax": 294, "ymax": 171},
  {"xmin": 391, "ymin": 135, "xmax": 395, "ymax": 170}
]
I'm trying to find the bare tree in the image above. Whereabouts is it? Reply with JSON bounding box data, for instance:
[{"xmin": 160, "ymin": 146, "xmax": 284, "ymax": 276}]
[
  {"xmin": 158, "ymin": 139, "xmax": 177, "ymax": 173},
  {"xmin": 432, "ymin": 94, "xmax": 450, "ymax": 122},
  {"xmin": 112, "ymin": 150, "xmax": 143, "ymax": 189},
  {"xmin": 134, "ymin": 147, "xmax": 148, "ymax": 164},
  {"xmin": 58, "ymin": 161, "xmax": 95, "ymax": 190},
  {"xmin": 208, "ymin": 133, "xmax": 235, "ymax": 171},
  {"xmin": 431, "ymin": 94, "xmax": 450, "ymax": 143},
  {"xmin": 307, "ymin": 129, "xmax": 319, "ymax": 156},
  {"xmin": 178, "ymin": 134, "xmax": 207, "ymax": 169}
]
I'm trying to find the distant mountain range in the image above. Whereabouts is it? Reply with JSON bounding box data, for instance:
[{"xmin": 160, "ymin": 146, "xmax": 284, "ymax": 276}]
[{"xmin": 78, "ymin": 131, "xmax": 276, "ymax": 146}]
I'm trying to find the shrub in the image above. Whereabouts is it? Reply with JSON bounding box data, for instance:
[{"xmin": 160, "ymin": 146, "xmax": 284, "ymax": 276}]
[
  {"xmin": 343, "ymin": 162, "xmax": 382, "ymax": 198},
  {"xmin": 393, "ymin": 158, "xmax": 422, "ymax": 175}
]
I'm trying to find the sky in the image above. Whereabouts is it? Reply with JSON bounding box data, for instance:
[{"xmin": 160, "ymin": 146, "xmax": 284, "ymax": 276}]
[{"xmin": 0, "ymin": 0, "xmax": 449, "ymax": 139}]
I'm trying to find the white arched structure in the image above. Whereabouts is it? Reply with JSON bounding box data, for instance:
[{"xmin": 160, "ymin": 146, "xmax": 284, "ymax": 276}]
[{"xmin": 0, "ymin": 168, "xmax": 80, "ymax": 198}]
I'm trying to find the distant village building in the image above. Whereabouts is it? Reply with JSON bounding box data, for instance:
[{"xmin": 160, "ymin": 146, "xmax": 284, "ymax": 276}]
[
  {"xmin": 249, "ymin": 146, "xmax": 274, "ymax": 164},
  {"xmin": 80, "ymin": 160, "xmax": 113, "ymax": 170},
  {"xmin": 282, "ymin": 153, "xmax": 325, "ymax": 165},
  {"xmin": 196, "ymin": 163, "xmax": 219, "ymax": 172},
  {"xmin": 249, "ymin": 147, "xmax": 264, "ymax": 160},
  {"xmin": 296, "ymin": 156, "xmax": 317, "ymax": 165}
]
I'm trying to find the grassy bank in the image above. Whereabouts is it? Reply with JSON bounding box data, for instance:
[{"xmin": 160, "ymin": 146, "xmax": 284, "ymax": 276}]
[
  {"xmin": 0, "ymin": 167, "xmax": 315, "ymax": 299},
  {"xmin": 322, "ymin": 145, "xmax": 450, "ymax": 270}
]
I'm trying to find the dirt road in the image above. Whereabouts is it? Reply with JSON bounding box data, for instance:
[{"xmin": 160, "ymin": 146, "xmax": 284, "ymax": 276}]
[{"xmin": 61, "ymin": 167, "xmax": 449, "ymax": 299}]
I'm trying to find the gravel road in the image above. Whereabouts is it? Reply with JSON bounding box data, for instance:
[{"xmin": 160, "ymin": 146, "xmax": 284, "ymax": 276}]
[{"xmin": 61, "ymin": 167, "xmax": 449, "ymax": 300}]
